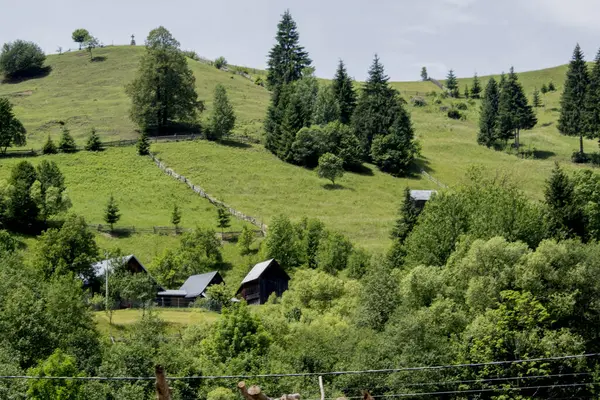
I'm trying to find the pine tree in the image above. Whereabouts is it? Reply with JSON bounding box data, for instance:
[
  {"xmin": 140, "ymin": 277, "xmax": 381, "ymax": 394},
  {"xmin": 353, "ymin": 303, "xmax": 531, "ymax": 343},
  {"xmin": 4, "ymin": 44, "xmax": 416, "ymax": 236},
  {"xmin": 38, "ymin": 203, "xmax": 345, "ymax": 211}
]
[
  {"xmin": 559, "ymin": 44, "xmax": 590, "ymax": 154},
  {"xmin": 391, "ymin": 187, "xmax": 420, "ymax": 243},
  {"xmin": 171, "ymin": 204, "xmax": 181, "ymax": 232},
  {"xmin": 585, "ymin": 49, "xmax": 600, "ymax": 145},
  {"xmin": 541, "ymin": 83, "xmax": 548, "ymax": 94},
  {"xmin": 532, "ymin": 88, "xmax": 542, "ymax": 108},
  {"xmin": 42, "ymin": 135, "xmax": 58, "ymax": 154},
  {"xmin": 216, "ymin": 206, "xmax": 231, "ymax": 234},
  {"xmin": 464, "ymin": 84, "xmax": 469, "ymax": 99},
  {"xmin": 137, "ymin": 132, "xmax": 150, "ymax": 155},
  {"xmin": 312, "ymin": 84, "xmax": 340, "ymax": 125},
  {"xmin": 266, "ymin": 10, "xmax": 311, "ymax": 90},
  {"xmin": 104, "ymin": 195, "xmax": 120, "ymax": 231},
  {"xmin": 84, "ymin": 127, "xmax": 103, "ymax": 151},
  {"xmin": 332, "ymin": 60, "xmax": 357, "ymax": 124},
  {"xmin": 478, "ymin": 77, "xmax": 500, "ymax": 147},
  {"xmin": 264, "ymin": 83, "xmax": 294, "ymax": 154},
  {"xmin": 352, "ymin": 55, "xmax": 401, "ymax": 158},
  {"xmin": 58, "ymin": 127, "xmax": 77, "ymax": 153},
  {"xmin": 278, "ymin": 88, "xmax": 304, "ymax": 161},
  {"xmin": 209, "ymin": 84, "xmax": 236, "ymax": 140},
  {"xmin": 499, "ymin": 72, "xmax": 506, "ymax": 89},
  {"xmin": 496, "ymin": 67, "xmax": 537, "ymax": 148},
  {"xmin": 470, "ymin": 73, "xmax": 482, "ymax": 99},
  {"xmin": 544, "ymin": 163, "xmax": 584, "ymax": 239},
  {"xmin": 420, "ymin": 66, "xmax": 428, "ymax": 81},
  {"xmin": 446, "ymin": 69, "xmax": 459, "ymax": 97},
  {"xmin": 548, "ymin": 81, "xmax": 556, "ymax": 91}
]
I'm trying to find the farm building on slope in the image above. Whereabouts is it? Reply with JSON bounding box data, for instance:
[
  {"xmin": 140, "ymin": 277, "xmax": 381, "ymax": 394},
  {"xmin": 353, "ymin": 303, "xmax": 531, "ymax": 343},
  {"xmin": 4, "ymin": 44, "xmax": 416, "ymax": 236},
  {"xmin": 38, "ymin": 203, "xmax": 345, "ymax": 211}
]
[
  {"xmin": 236, "ymin": 259, "xmax": 289, "ymax": 305},
  {"xmin": 157, "ymin": 271, "xmax": 224, "ymax": 307},
  {"xmin": 410, "ymin": 190, "xmax": 437, "ymax": 210}
]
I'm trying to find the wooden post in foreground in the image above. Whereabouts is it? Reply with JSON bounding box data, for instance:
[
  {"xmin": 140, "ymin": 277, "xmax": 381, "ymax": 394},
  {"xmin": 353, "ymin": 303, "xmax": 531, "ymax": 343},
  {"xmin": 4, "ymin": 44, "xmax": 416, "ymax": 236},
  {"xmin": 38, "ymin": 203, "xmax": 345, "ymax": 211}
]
[
  {"xmin": 318, "ymin": 376, "xmax": 325, "ymax": 400},
  {"xmin": 155, "ymin": 365, "xmax": 171, "ymax": 400}
]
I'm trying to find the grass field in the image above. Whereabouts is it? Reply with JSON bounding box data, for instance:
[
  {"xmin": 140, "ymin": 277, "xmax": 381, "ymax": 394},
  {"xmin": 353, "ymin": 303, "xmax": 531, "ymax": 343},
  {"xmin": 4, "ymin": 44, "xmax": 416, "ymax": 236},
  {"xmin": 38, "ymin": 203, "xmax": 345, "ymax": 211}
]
[
  {"xmin": 0, "ymin": 46, "xmax": 270, "ymax": 146},
  {"xmin": 94, "ymin": 308, "xmax": 219, "ymax": 337}
]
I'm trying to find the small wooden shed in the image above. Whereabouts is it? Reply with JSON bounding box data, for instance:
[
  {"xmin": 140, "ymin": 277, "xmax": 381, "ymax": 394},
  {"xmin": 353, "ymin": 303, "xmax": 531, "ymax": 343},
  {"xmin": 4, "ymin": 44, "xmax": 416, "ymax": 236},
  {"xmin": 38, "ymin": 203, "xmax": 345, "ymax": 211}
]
[
  {"xmin": 410, "ymin": 190, "xmax": 437, "ymax": 210},
  {"xmin": 236, "ymin": 259, "xmax": 289, "ymax": 305}
]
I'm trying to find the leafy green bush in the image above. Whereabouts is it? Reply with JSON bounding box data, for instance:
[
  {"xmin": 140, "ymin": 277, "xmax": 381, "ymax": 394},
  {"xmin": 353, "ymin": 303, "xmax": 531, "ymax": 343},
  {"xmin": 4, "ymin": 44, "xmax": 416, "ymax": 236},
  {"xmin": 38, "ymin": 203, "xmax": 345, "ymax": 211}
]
[
  {"xmin": 455, "ymin": 102, "xmax": 468, "ymax": 110},
  {"xmin": 0, "ymin": 40, "xmax": 46, "ymax": 78},
  {"xmin": 447, "ymin": 109, "xmax": 462, "ymax": 119},
  {"xmin": 572, "ymin": 151, "xmax": 589, "ymax": 164},
  {"xmin": 411, "ymin": 96, "xmax": 427, "ymax": 107},
  {"xmin": 214, "ymin": 56, "xmax": 227, "ymax": 70}
]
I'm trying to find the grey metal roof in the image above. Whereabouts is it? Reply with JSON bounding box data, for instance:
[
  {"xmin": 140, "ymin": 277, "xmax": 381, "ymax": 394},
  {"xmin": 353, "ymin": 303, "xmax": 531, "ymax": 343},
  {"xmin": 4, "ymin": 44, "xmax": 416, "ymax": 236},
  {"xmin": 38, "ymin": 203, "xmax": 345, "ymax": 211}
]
[
  {"xmin": 410, "ymin": 190, "xmax": 437, "ymax": 201},
  {"xmin": 157, "ymin": 290, "xmax": 187, "ymax": 297},
  {"xmin": 180, "ymin": 271, "xmax": 220, "ymax": 299},
  {"xmin": 93, "ymin": 255, "xmax": 144, "ymax": 277},
  {"xmin": 241, "ymin": 259, "xmax": 275, "ymax": 285}
]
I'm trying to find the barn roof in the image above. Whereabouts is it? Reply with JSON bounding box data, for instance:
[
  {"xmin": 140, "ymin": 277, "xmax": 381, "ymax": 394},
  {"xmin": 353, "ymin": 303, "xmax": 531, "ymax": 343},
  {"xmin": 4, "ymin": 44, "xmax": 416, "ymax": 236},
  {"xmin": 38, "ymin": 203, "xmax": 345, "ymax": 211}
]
[
  {"xmin": 93, "ymin": 255, "xmax": 147, "ymax": 277},
  {"xmin": 180, "ymin": 271, "xmax": 221, "ymax": 299},
  {"xmin": 410, "ymin": 190, "xmax": 437, "ymax": 201},
  {"xmin": 241, "ymin": 259, "xmax": 277, "ymax": 285},
  {"xmin": 156, "ymin": 289, "xmax": 187, "ymax": 297}
]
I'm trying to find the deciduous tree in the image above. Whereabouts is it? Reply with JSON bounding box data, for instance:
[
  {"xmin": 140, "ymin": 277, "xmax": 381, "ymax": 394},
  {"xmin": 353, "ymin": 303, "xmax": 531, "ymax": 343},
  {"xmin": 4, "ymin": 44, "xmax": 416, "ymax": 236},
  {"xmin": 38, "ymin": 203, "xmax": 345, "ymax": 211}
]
[
  {"xmin": 312, "ymin": 84, "xmax": 340, "ymax": 125},
  {"xmin": 0, "ymin": 40, "xmax": 46, "ymax": 78},
  {"xmin": 317, "ymin": 152, "xmax": 344, "ymax": 185},
  {"xmin": 0, "ymin": 98, "xmax": 26, "ymax": 153},
  {"xmin": 71, "ymin": 29, "xmax": 90, "ymax": 50},
  {"xmin": 420, "ymin": 66, "xmax": 428, "ymax": 81}
]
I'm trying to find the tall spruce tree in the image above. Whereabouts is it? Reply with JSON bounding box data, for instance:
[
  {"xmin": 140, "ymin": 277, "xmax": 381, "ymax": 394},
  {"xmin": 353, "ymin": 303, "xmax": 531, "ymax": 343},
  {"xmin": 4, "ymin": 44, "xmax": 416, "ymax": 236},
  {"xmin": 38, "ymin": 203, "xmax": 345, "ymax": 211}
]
[
  {"xmin": 478, "ymin": 77, "xmax": 500, "ymax": 147},
  {"xmin": 464, "ymin": 84, "xmax": 470, "ymax": 99},
  {"xmin": 266, "ymin": 10, "xmax": 311, "ymax": 90},
  {"xmin": 558, "ymin": 44, "xmax": 590, "ymax": 154},
  {"xmin": 532, "ymin": 88, "xmax": 542, "ymax": 108},
  {"xmin": 332, "ymin": 60, "xmax": 357, "ymax": 124},
  {"xmin": 446, "ymin": 69, "xmax": 459, "ymax": 97},
  {"xmin": 496, "ymin": 67, "xmax": 537, "ymax": 147},
  {"xmin": 352, "ymin": 55, "xmax": 401, "ymax": 158},
  {"xmin": 391, "ymin": 187, "xmax": 420, "ymax": 243},
  {"xmin": 544, "ymin": 163, "xmax": 584, "ymax": 239},
  {"xmin": 470, "ymin": 73, "xmax": 482, "ymax": 99},
  {"xmin": 209, "ymin": 84, "xmax": 236, "ymax": 140},
  {"xmin": 585, "ymin": 49, "xmax": 600, "ymax": 145}
]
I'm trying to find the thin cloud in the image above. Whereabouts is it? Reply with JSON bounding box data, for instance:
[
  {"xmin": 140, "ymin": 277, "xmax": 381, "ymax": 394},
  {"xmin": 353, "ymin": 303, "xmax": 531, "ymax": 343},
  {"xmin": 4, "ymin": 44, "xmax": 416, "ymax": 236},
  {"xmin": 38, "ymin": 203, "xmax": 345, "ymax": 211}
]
[{"xmin": 526, "ymin": 0, "xmax": 600, "ymax": 31}]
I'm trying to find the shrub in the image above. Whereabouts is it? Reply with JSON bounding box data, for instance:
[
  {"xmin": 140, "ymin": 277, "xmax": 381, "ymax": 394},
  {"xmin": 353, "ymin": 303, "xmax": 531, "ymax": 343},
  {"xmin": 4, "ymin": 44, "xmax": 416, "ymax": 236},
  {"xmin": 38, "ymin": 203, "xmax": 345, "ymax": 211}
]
[
  {"xmin": 572, "ymin": 151, "xmax": 590, "ymax": 164},
  {"xmin": 455, "ymin": 102, "xmax": 468, "ymax": 110},
  {"xmin": 434, "ymin": 98, "xmax": 442, "ymax": 105},
  {"xmin": 447, "ymin": 109, "xmax": 462, "ymax": 120},
  {"xmin": 254, "ymin": 76, "xmax": 264, "ymax": 87},
  {"xmin": 214, "ymin": 56, "xmax": 227, "ymax": 70},
  {"xmin": 182, "ymin": 50, "xmax": 199, "ymax": 61},
  {"xmin": 548, "ymin": 81, "xmax": 556, "ymax": 91},
  {"xmin": 411, "ymin": 96, "xmax": 427, "ymax": 107},
  {"xmin": 590, "ymin": 152, "xmax": 600, "ymax": 166},
  {"xmin": 0, "ymin": 40, "xmax": 46, "ymax": 78}
]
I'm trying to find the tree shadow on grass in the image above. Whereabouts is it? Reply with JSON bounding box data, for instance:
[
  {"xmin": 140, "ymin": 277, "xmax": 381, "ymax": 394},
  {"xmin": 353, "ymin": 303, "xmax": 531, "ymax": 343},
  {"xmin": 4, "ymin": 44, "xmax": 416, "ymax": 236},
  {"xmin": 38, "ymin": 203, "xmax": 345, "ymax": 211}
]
[
  {"xmin": 2, "ymin": 66, "xmax": 52, "ymax": 84},
  {"xmin": 105, "ymin": 229, "xmax": 134, "ymax": 239},
  {"xmin": 348, "ymin": 163, "xmax": 374, "ymax": 176},
  {"xmin": 323, "ymin": 183, "xmax": 355, "ymax": 191},
  {"xmin": 409, "ymin": 157, "xmax": 436, "ymax": 179},
  {"xmin": 91, "ymin": 56, "xmax": 107, "ymax": 62},
  {"xmin": 541, "ymin": 122, "xmax": 554, "ymax": 128},
  {"xmin": 218, "ymin": 139, "xmax": 252, "ymax": 149},
  {"xmin": 533, "ymin": 150, "xmax": 556, "ymax": 160}
]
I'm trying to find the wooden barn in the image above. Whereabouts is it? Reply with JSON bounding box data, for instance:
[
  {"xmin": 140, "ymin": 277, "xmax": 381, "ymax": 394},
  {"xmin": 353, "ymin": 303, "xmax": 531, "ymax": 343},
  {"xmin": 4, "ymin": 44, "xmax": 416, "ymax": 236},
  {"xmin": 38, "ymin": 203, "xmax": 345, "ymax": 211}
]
[
  {"xmin": 156, "ymin": 271, "xmax": 224, "ymax": 308},
  {"xmin": 236, "ymin": 259, "xmax": 289, "ymax": 305}
]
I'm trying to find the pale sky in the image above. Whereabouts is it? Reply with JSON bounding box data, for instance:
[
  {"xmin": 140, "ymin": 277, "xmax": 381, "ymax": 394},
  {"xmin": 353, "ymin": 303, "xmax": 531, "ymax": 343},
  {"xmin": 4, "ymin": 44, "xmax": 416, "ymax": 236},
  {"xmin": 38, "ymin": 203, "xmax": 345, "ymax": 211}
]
[{"xmin": 2, "ymin": 0, "xmax": 600, "ymax": 81}]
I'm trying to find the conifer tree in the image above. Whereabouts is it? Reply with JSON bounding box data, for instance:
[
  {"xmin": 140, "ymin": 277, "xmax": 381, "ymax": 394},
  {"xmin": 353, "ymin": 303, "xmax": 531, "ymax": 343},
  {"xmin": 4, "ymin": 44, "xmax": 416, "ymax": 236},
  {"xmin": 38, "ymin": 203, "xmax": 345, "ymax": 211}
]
[
  {"xmin": 58, "ymin": 127, "xmax": 76, "ymax": 153},
  {"xmin": 532, "ymin": 88, "xmax": 542, "ymax": 108},
  {"xmin": 216, "ymin": 206, "xmax": 231, "ymax": 234},
  {"xmin": 420, "ymin": 66, "xmax": 428, "ymax": 81},
  {"xmin": 446, "ymin": 69, "xmax": 459, "ymax": 97},
  {"xmin": 464, "ymin": 84, "xmax": 469, "ymax": 99},
  {"xmin": 559, "ymin": 44, "xmax": 590, "ymax": 155},
  {"xmin": 266, "ymin": 10, "xmax": 311, "ymax": 90},
  {"xmin": 332, "ymin": 60, "xmax": 357, "ymax": 124},
  {"xmin": 264, "ymin": 83, "xmax": 294, "ymax": 154},
  {"xmin": 499, "ymin": 72, "xmax": 506, "ymax": 88},
  {"xmin": 171, "ymin": 204, "xmax": 181, "ymax": 232},
  {"xmin": 544, "ymin": 163, "xmax": 584, "ymax": 239},
  {"xmin": 42, "ymin": 135, "xmax": 58, "ymax": 155},
  {"xmin": 352, "ymin": 55, "xmax": 401, "ymax": 158},
  {"xmin": 209, "ymin": 84, "xmax": 236, "ymax": 140},
  {"xmin": 541, "ymin": 83, "xmax": 548, "ymax": 94},
  {"xmin": 585, "ymin": 49, "xmax": 600, "ymax": 144},
  {"xmin": 312, "ymin": 84, "xmax": 340, "ymax": 125},
  {"xmin": 548, "ymin": 81, "xmax": 556, "ymax": 91},
  {"xmin": 391, "ymin": 187, "xmax": 420, "ymax": 243},
  {"xmin": 104, "ymin": 195, "xmax": 120, "ymax": 231},
  {"xmin": 84, "ymin": 127, "xmax": 103, "ymax": 151},
  {"xmin": 496, "ymin": 67, "xmax": 537, "ymax": 147},
  {"xmin": 137, "ymin": 132, "xmax": 150, "ymax": 155},
  {"xmin": 470, "ymin": 73, "xmax": 482, "ymax": 99},
  {"xmin": 478, "ymin": 77, "xmax": 500, "ymax": 147}
]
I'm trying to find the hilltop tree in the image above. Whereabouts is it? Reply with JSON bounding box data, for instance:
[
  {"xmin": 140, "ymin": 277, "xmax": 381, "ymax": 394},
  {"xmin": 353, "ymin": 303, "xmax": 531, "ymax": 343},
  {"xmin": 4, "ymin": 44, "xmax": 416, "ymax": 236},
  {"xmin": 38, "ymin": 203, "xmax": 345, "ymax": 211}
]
[
  {"xmin": 104, "ymin": 195, "xmax": 120, "ymax": 231},
  {"xmin": 84, "ymin": 128, "xmax": 102, "ymax": 151},
  {"xmin": 332, "ymin": 60, "xmax": 357, "ymax": 124},
  {"xmin": 209, "ymin": 84, "xmax": 236, "ymax": 140},
  {"xmin": 446, "ymin": 69, "xmax": 459, "ymax": 97},
  {"xmin": 58, "ymin": 127, "xmax": 76, "ymax": 153},
  {"xmin": 42, "ymin": 135, "xmax": 57, "ymax": 154},
  {"xmin": 171, "ymin": 204, "xmax": 181, "ymax": 232},
  {"xmin": 126, "ymin": 26, "xmax": 200, "ymax": 133},
  {"xmin": 496, "ymin": 67, "xmax": 537, "ymax": 147},
  {"xmin": 71, "ymin": 29, "xmax": 90, "ymax": 50},
  {"xmin": 470, "ymin": 73, "xmax": 482, "ymax": 99},
  {"xmin": 0, "ymin": 98, "xmax": 26, "ymax": 153},
  {"xmin": 532, "ymin": 88, "xmax": 542, "ymax": 108},
  {"xmin": 137, "ymin": 132, "xmax": 150, "ymax": 155},
  {"xmin": 266, "ymin": 10, "xmax": 312, "ymax": 91},
  {"xmin": 559, "ymin": 44, "xmax": 590, "ymax": 154},
  {"xmin": 478, "ymin": 77, "xmax": 500, "ymax": 147},
  {"xmin": 0, "ymin": 40, "xmax": 46, "ymax": 79},
  {"xmin": 84, "ymin": 36, "xmax": 99, "ymax": 61},
  {"xmin": 317, "ymin": 152, "xmax": 344, "ymax": 185},
  {"xmin": 216, "ymin": 206, "xmax": 230, "ymax": 234},
  {"xmin": 420, "ymin": 66, "xmax": 428, "ymax": 81},
  {"xmin": 352, "ymin": 55, "xmax": 402, "ymax": 158},
  {"xmin": 585, "ymin": 49, "xmax": 600, "ymax": 144},
  {"xmin": 370, "ymin": 107, "xmax": 419, "ymax": 176},
  {"xmin": 312, "ymin": 84, "xmax": 340, "ymax": 125}
]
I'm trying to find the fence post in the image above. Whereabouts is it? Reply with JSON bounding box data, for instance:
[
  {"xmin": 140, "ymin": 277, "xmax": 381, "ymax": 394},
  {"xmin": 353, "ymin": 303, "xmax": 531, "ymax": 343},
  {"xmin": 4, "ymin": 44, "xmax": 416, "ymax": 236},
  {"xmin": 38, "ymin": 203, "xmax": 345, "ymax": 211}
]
[{"xmin": 155, "ymin": 365, "xmax": 171, "ymax": 400}]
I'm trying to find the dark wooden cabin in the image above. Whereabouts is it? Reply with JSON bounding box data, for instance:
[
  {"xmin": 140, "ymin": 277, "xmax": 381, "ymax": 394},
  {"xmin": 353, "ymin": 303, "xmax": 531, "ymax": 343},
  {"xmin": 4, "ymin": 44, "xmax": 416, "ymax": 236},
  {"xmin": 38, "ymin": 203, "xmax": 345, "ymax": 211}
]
[
  {"xmin": 156, "ymin": 271, "xmax": 224, "ymax": 308},
  {"xmin": 236, "ymin": 259, "xmax": 290, "ymax": 305}
]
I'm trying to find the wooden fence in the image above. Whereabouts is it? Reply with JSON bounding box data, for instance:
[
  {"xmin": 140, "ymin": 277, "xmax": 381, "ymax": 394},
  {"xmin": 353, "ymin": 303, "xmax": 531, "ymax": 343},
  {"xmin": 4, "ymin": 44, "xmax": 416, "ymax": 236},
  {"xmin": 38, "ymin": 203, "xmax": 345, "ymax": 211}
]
[
  {"xmin": 87, "ymin": 224, "xmax": 264, "ymax": 238},
  {"xmin": 149, "ymin": 153, "xmax": 268, "ymax": 234}
]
